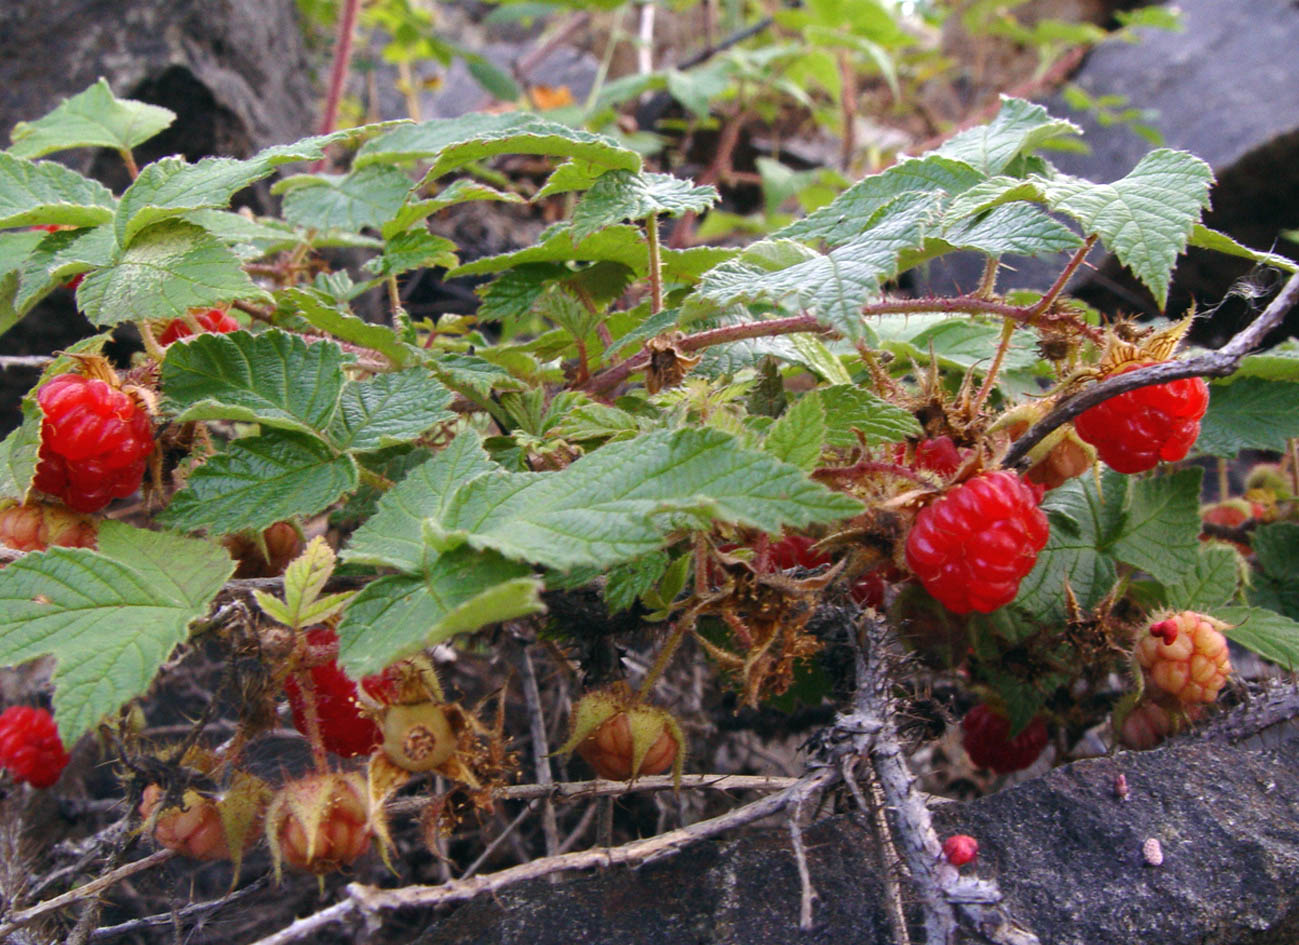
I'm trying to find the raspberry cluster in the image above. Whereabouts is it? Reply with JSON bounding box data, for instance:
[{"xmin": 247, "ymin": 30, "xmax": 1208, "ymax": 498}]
[
  {"xmin": 157, "ymin": 308, "xmax": 240, "ymax": 346},
  {"xmin": 905, "ymin": 471, "xmax": 1049, "ymax": 613},
  {"xmin": 33, "ymin": 374, "xmax": 153, "ymax": 513},
  {"xmin": 961, "ymin": 704, "xmax": 1048, "ymax": 774},
  {"xmin": 0, "ymin": 705, "xmax": 70, "ymax": 788},
  {"xmin": 1073, "ymin": 364, "xmax": 1209, "ymax": 474}
]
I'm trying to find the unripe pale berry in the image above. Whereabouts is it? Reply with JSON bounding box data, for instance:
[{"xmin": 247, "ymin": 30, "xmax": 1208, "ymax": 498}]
[{"xmin": 1135, "ymin": 611, "xmax": 1232, "ymax": 705}]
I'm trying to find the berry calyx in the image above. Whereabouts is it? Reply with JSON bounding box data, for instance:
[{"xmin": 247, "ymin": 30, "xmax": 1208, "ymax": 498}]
[
  {"xmin": 1135, "ymin": 611, "xmax": 1232, "ymax": 705},
  {"xmin": 0, "ymin": 705, "xmax": 70, "ymax": 788},
  {"xmin": 284, "ymin": 627, "xmax": 383, "ymax": 758},
  {"xmin": 961, "ymin": 704, "xmax": 1048, "ymax": 774},
  {"xmin": 904, "ymin": 471, "xmax": 1049, "ymax": 614},
  {"xmin": 1073, "ymin": 364, "xmax": 1209, "ymax": 474},
  {"xmin": 33, "ymin": 372, "xmax": 153, "ymax": 513},
  {"xmin": 0, "ymin": 501, "xmax": 97, "ymax": 552},
  {"xmin": 942, "ymin": 834, "xmax": 979, "ymax": 866},
  {"xmin": 266, "ymin": 772, "xmax": 371, "ymax": 876},
  {"xmin": 157, "ymin": 308, "xmax": 240, "ymax": 346},
  {"xmin": 560, "ymin": 687, "xmax": 685, "ymax": 784},
  {"xmin": 139, "ymin": 785, "xmax": 231, "ymax": 860}
]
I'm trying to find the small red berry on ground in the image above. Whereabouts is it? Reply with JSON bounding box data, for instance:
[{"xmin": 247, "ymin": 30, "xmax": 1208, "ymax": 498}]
[
  {"xmin": 0, "ymin": 705, "xmax": 70, "ymax": 788},
  {"xmin": 1073, "ymin": 364, "xmax": 1209, "ymax": 474},
  {"xmin": 942, "ymin": 834, "xmax": 979, "ymax": 866},
  {"xmin": 905, "ymin": 471, "xmax": 1049, "ymax": 613},
  {"xmin": 284, "ymin": 627, "xmax": 383, "ymax": 758},
  {"xmin": 961, "ymin": 704, "xmax": 1048, "ymax": 774}
]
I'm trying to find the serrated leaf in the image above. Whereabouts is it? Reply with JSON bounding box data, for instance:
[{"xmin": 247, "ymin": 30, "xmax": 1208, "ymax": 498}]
[
  {"xmin": 0, "ymin": 403, "xmax": 41, "ymax": 501},
  {"xmin": 939, "ymin": 202, "xmax": 1082, "ymax": 257},
  {"xmin": 0, "ymin": 154, "xmax": 116, "ymax": 229},
  {"xmin": 294, "ymin": 592, "xmax": 354, "ymax": 627},
  {"xmin": 1042, "ymin": 149, "xmax": 1213, "ymax": 308},
  {"xmin": 1197, "ymin": 378, "xmax": 1299, "ymax": 456},
  {"xmin": 817, "ymin": 385, "xmax": 922, "ymax": 447},
  {"xmin": 252, "ymin": 589, "xmax": 293, "ymax": 626},
  {"xmin": 1248, "ymin": 522, "xmax": 1299, "ymax": 619},
  {"xmin": 430, "ymin": 352, "xmax": 527, "ymax": 400},
  {"xmin": 337, "ymin": 550, "xmax": 544, "ymax": 675},
  {"xmin": 550, "ymin": 403, "xmax": 642, "ymax": 442},
  {"xmin": 276, "ymin": 165, "xmax": 415, "ymax": 233},
  {"xmin": 602, "ymin": 551, "xmax": 671, "ymax": 614},
  {"xmin": 15, "ymin": 224, "xmax": 115, "ymax": 315},
  {"xmin": 571, "ymin": 170, "xmax": 718, "ymax": 240},
  {"xmin": 281, "ymin": 536, "xmax": 336, "ymax": 626},
  {"xmin": 284, "ymin": 288, "xmax": 421, "ymax": 369},
  {"xmin": 161, "ymin": 432, "xmax": 358, "ymax": 534},
  {"xmin": 363, "ymin": 231, "xmax": 458, "ymax": 277},
  {"xmin": 385, "ymin": 178, "xmax": 524, "ymax": 238},
  {"xmin": 1226, "ymin": 340, "xmax": 1299, "ymax": 384},
  {"xmin": 934, "ymin": 96, "xmax": 1081, "ymax": 176},
  {"xmin": 1187, "ymin": 225, "xmax": 1297, "ymax": 273},
  {"xmin": 327, "ymin": 369, "xmax": 454, "ymax": 452},
  {"xmin": 76, "ymin": 220, "xmax": 270, "ymax": 327},
  {"xmin": 787, "ymin": 333, "xmax": 853, "ymax": 385},
  {"xmin": 1214, "ymin": 605, "xmax": 1299, "ymax": 670},
  {"xmin": 1108, "ymin": 468, "xmax": 1202, "ymax": 585},
  {"xmin": 879, "ymin": 316, "xmax": 1041, "ymax": 376},
  {"xmin": 1159, "ymin": 543, "xmax": 1241, "ymax": 611},
  {"xmin": 162, "ymin": 329, "xmax": 346, "ymax": 436},
  {"xmin": 763, "ymin": 394, "xmax": 826, "ymax": 471},
  {"xmin": 442, "ymin": 428, "xmax": 863, "ymax": 570},
  {"xmin": 345, "ymin": 432, "xmax": 499, "ymax": 572},
  {"xmin": 8, "ymin": 78, "xmax": 175, "ymax": 159},
  {"xmin": 1014, "ymin": 477, "xmax": 1117, "ymax": 618},
  {"xmin": 355, "ymin": 112, "xmax": 640, "ymax": 179},
  {"xmin": 0, "ymin": 520, "xmax": 232, "ymax": 740},
  {"xmin": 535, "ymin": 158, "xmax": 612, "ymax": 199}
]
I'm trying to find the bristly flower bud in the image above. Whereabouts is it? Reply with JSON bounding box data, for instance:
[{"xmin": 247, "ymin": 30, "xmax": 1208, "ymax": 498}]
[
  {"xmin": 265, "ymin": 771, "xmax": 371, "ymax": 878},
  {"xmin": 558, "ymin": 685, "xmax": 685, "ymax": 785}
]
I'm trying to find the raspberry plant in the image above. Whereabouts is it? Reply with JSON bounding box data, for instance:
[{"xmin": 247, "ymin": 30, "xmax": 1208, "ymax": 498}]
[{"xmin": 3, "ymin": 75, "xmax": 1299, "ymax": 942}]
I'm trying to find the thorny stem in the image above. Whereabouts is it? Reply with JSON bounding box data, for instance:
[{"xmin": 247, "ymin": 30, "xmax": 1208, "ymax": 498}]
[
  {"xmin": 291, "ymin": 668, "xmax": 330, "ymax": 774},
  {"xmin": 232, "ymin": 299, "xmax": 276, "ymax": 324},
  {"xmin": 968, "ymin": 315, "xmax": 1017, "ymax": 418},
  {"xmin": 1005, "ymin": 267, "xmax": 1299, "ymax": 468},
  {"xmin": 136, "ymin": 320, "xmax": 167, "ymax": 363},
  {"xmin": 1029, "ymin": 235, "xmax": 1098, "ymax": 321},
  {"xmin": 645, "ymin": 213, "xmax": 664, "ymax": 315},
  {"xmin": 311, "ymin": 0, "xmax": 361, "ymax": 170},
  {"xmin": 975, "ymin": 255, "xmax": 1001, "ymax": 298},
  {"xmin": 386, "ymin": 275, "xmax": 404, "ymax": 328},
  {"xmin": 519, "ymin": 648, "xmax": 560, "ymax": 859}
]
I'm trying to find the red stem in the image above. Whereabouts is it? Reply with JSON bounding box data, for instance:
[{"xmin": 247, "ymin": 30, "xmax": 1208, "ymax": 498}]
[{"xmin": 310, "ymin": 0, "xmax": 362, "ymax": 171}]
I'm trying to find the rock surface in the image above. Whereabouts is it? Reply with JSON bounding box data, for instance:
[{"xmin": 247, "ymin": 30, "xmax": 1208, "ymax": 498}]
[{"xmin": 412, "ymin": 726, "xmax": 1299, "ymax": 944}]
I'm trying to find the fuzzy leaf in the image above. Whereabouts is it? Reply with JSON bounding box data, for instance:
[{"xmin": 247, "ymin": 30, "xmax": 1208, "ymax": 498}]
[
  {"xmin": 162, "ymin": 329, "xmax": 346, "ymax": 436},
  {"xmin": 363, "ymin": 231, "xmax": 458, "ymax": 277},
  {"xmin": 1214, "ymin": 605, "xmax": 1299, "ymax": 670},
  {"xmin": 1248, "ymin": 522, "xmax": 1299, "ymax": 620},
  {"xmin": 284, "ymin": 288, "xmax": 422, "ymax": 369},
  {"xmin": 1197, "ymin": 379, "xmax": 1299, "ymax": 456},
  {"xmin": 280, "ymin": 536, "xmax": 338, "ymax": 627},
  {"xmin": 1014, "ymin": 477, "xmax": 1118, "ymax": 618},
  {"xmin": 355, "ymin": 112, "xmax": 640, "ymax": 179},
  {"xmin": 1158, "ymin": 543, "xmax": 1242, "ymax": 612},
  {"xmin": 8, "ymin": 78, "xmax": 175, "ymax": 159},
  {"xmin": 385, "ymin": 179, "xmax": 524, "ymax": 238},
  {"xmin": 337, "ymin": 550, "xmax": 544, "ymax": 676},
  {"xmin": 326, "ymin": 369, "xmax": 455, "ymax": 453},
  {"xmin": 161, "ymin": 433, "xmax": 358, "ymax": 535},
  {"xmin": 939, "ymin": 202, "xmax": 1082, "ymax": 257},
  {"xmin": 934, "ymin": 96, "xmax": 1080, "ymax": 176},
  {"xmin": 571, "ymin": 170, "xmax": 719, "ymax": 239},
  {"xmin": 1187, "ymin": 225, "xmax": 1297, "ymax": 273},
  {"xmin": 276, "ymin": 165, "xmax": 416, "ymax": 233},
  {"xmin": 0, "ymin": 520, "xmax": 232, "ymax": 740},
  {"xmin": 1042, "ymin": 149, "xmax": 1213, "ymax": 308},
  {"xmin": 817, "ymin": 385, "xmax": 922, "ymax": 447},
  {"xmin": 0, "ymin": 404, "xmax": 41, "ymax": 501},
  {"xmin": 1108, "ymin": 468, "xmax": 1203, "ymax": 586},
  {"xmin": 763, "ymin": 393, "xmax": 826, "ymax": 471},
  {"xmin": 76, "ymin": 220, "xmax": 270, "ymax": 327},
  {"xmin": 14, "ymin": 224, "xmax": 115, "ymax": 315},
  {"xmin": 0, "ymin": 154, "xmax": 116, "ymax": 229}
]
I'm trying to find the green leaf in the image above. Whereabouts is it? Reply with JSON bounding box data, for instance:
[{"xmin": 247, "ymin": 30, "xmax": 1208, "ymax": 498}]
[
  {"xmin": 76, "ymin": 220, "xmax": 270, "ymax": 327},
  {"xmin": 355, "ymin": 112, "xmax": 640, "ymax": 180},
  {"xmin": 337, "ymin": 549, "xmax": 545, "ymax": 675},
  {"xmin": 326, "ymin": 369, "xmax": 455, "ymax": 453},
  {"xmin": 162, "ymin": 329, "xmax": 346, "ymax": 436},
  {"xmin": 14, "ymin": 224, "xmax": 116, "ymax": 315},
  {"xmin": 0, "ymin": 520, "xmax": 231, "ymax": 740},
  {"xmin": 430, "ymin": 352, "xmax": 527, "ymax": 401},
  {"xmin": 877, "ymin": 316, "xmax": 1041, "ymax": 376},
  {"xmin": 276, "ymin": 165, "xmax": 416, "ymax": 233},
  {"xmin": 1108, "ymin": 468, "xmax": 1202, "ymax": 586},
  {"xmin": 1214, "ymin": 605, "xmax": 1299, "ymax": 670},
  {"xmin": 1042, "ymin": 149, "xmax": 1213, "ymax": 308},
  {"xmin": 1014, "ymin": 477, "xmax": 1118, "ymax": 618},
  {"xmin": 384, "ymin": 178, "xmax": 523, "ymax": 238},
  {"xmin": 939, "ymin": 202, "xmax": 1082, "ymax": 257},
  {"xmin": 1226, "ymin": 340, "xmax": 1299, "ymax": 384},
  {"xmin": 1197, "ymin": 379, "xmax": 1299, "ymax": 456},
  {"xmin": 817, "ymin": 385, "xmax": 922, "ymax": 447},
  {"xmin": 934, "ymin": 96, "xmax": 1081, "ymax": 176},
  {"xmin": 0, "ymin": 404, "xmax": 41, "ymax": 502},
  {"xmin": 1159, "ymin": 543, "xmax": 1241, "ymax": 611},
  {"xmin": 786, "ymin": 333, "xmax": 853, "ymax": 385},
  {"xmin": 550, "ymin": 403, "xmax": 642, "ymax": 442},
  {"xmin": 763, "ymin": 394, "xmax": 826, "ymax": 471},
  {"xmin": 363, "ymin": 230, "xmax": 458, "ymax": 277},
  {"xmin": 1248, "ymin": 522, "xmax": 1299, "ymax": 619},
  {"xmin": 8, "ymin": 78, "xmax": 175, "ymax": 159},
  {"xmin": 571, "ymin": 170, "xmax": 719, "ymax": 240},
  {"xmin": 0, "ymin": 154, "xmax": 116, "ymax": 229},
  {"xmin": 603, "ymin": 551, "xmax": 671, "ymax": 614},
  {"xmin": 160, "ymin": 433, "xmax": 358, "ymax": 535},
  {"xmin": 1188, "ymin": 225, "xmax": 1297, "ymax": 273},
  {"xmin": 345, "ymin": 432, "xmax": 499, "ymax": 572},
  {"xmin": 284, "ymin": 288, "xmax": 422, "ymax": 369},
  {"xmin": 443, "ymin": 428, "xmax": 863, "ymax": 570}
]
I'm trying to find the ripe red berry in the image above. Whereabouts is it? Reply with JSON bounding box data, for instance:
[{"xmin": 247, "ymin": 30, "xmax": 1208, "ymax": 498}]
[
  {"xmin": 895, "ymin": 436, "xmax": 967, "ymax": 478},
  {"xmin": 905, "ymin": 471, "xmax": 1049, "ymax": 614},
  {"xmin": 961, "ymin": 704, "xmax": 1048, "ymax": 774},
  {"xmin": 0, "ymin": 706, "xmax": 70, "ymax": 788},
  {"xmin": 284, "ymin": 627, "xmax": 383, "ymax": 758},
  {"xmin": 33, "ymin": 374, "xmax": 152, "ymax": 513},
  {"xmin": 157, "ymin": 308, "xmax": 240, "ymax": 346},
  {"xmin": 942, "ymin": 834, "xmax": 979, "ymax": 866},
  {"xmin": 1073, "ymin": 364, "xmax": 1209, "ymax": 474}
]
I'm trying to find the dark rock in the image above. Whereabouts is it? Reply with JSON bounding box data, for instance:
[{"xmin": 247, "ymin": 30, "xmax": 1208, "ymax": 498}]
[
  {"xmin": 914, "ymin": 0, "xmax": 1299, "ymax": 340},
  {"xmin": 412, "ymin": 727, "xmax": 1299, "ymax": 944}
]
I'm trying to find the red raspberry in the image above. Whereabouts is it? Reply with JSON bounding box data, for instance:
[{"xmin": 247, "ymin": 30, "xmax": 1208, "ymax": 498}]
[
  {"xmin": 895, "ymin": 436, "xmax": 967, "ymax": 478},
  {"xmin": 157, "ymin": 308, "xmax": 240, "ymax": 346},
  {"xmin": 33, "ymin": 374, "xmax": 153, "ymax": 513},
  {"xmin": 942, "ymin": 834, "xmax": 979, "ymax": 866},
  {"xmin": 961, "ymin": 704, "xmax": 1048, "ymax": 774},
  {"xmin": 284, "ymin": 627, "xmax": 383, "ymax": 758},
  {"xmin": 1073, "ymin": 364, "xmax": 1209, "ymax": 474},
  {"xmin": 0, "ymin": 706, "xmax": 70, "ymax": 788},
  {"xmin": 1135, "ymin": 611, "xmax": 1232, "ymax": 705},
  {"xmin": 904, "ymin": 471, "xmax": 1049, "ymax": 613},
  {"xmin": 0, "ymin": 502, "xmax": 97, "ymax": 552},
  {"xmin": 766, "ymin": 534, "xmax": 831, "ymax": 571}
]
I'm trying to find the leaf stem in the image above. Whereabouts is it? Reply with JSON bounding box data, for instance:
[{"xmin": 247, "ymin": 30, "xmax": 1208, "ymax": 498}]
[
  {"xmin": 637, "ymin": 618, "xmax": 690, "ymax": 702},
  {"xmin": 117, "ymin": 148, "xmax": 139, "ymax": 181},
  {"xmin": 1030, "ymin": 234, "xmax": 1097, "ymax": 321},
  {"xmin": 645, "ymin": 213, "xmax": 664, "ymax": 315},
  {"xmin": 967, "ymin": 316, "xmax": 1016, "ymax": 418}
]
